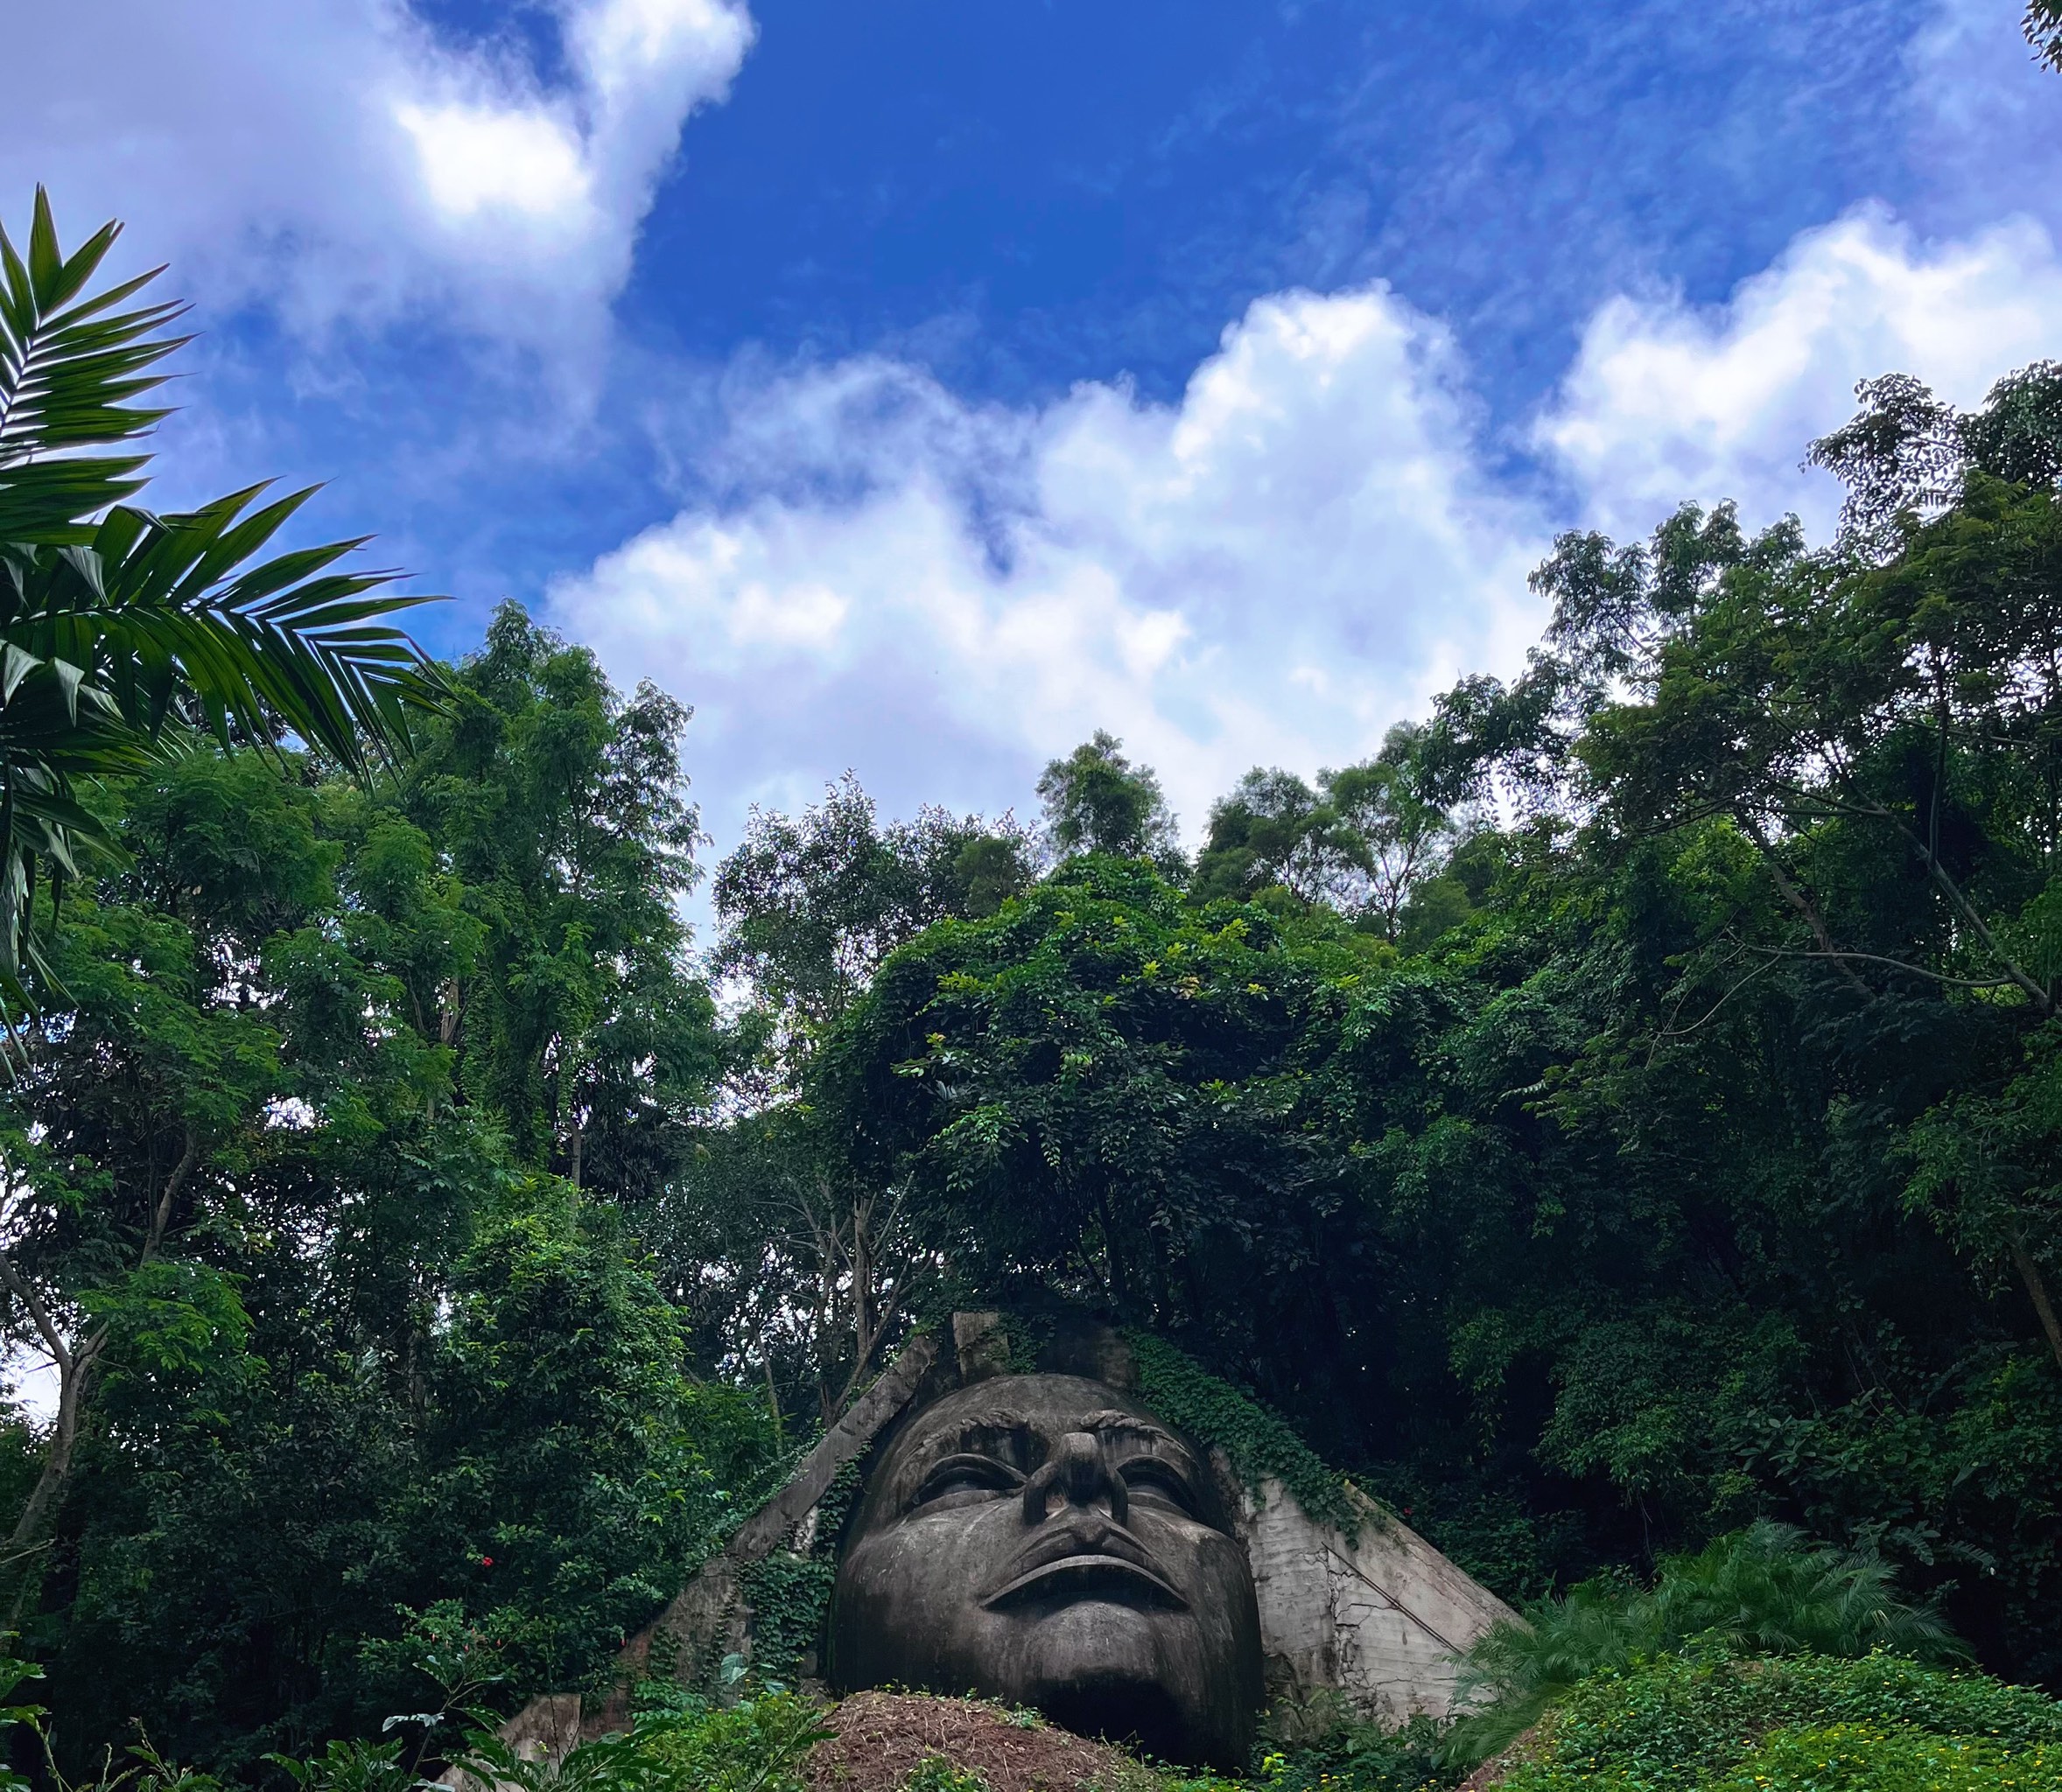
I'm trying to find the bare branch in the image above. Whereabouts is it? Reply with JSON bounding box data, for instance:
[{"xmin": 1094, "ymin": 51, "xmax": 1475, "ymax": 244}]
[
  {"xmin": 140, "ymin": 1127, "xmax": 200, "ymax": 1266},
  {"xmin": 0, "ymin": 1249, "xmax": 69, "ymax": 1374},
  {"xmin": 1743, "ymin": 944, "xmax": 2023, "ymax": 991}
]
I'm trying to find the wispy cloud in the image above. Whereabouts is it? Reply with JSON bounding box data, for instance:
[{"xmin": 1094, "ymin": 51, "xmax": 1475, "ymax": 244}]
[{"xmin": 558, "ymin": 203, "xmax": 2062, "ymax": 849}]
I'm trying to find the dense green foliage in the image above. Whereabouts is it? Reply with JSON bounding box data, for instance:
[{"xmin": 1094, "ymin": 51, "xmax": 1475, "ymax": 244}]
[
  {"xmin": 0, "ymin": 607, "xmax": 775, "ymax": 1774},
  {"xmin": 9, "ymin": 186, "xmax": 2062, "ymax": 1790},
  {"xmin": 1498, "ymin": 1650, "xmax": 2062, "ymax": 1792},
  {"xmin": 1448, "ymin": 1522, "xmax": 1962, "ymax": 1760}
]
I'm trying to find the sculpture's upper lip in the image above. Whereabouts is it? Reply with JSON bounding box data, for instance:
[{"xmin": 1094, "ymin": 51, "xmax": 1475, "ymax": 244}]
[{"xmin": 980, "ymin": 1522, "xmax": 1188, "ymax": 1610}]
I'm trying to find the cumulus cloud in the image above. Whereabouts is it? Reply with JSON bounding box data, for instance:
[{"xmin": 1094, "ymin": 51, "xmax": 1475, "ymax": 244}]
[
  {"xmin": 1539, "ymin": 207, "xmax": 2062, "ymax": 541},
  {"xmin": 558, "ymin": 204, "xmax": 2062, "ymax": 850},
  {"xmin": 551, "ymin": 285, "xmax": 1548, "ymax": 836},
  {"xmin": 4, "ymin": 0, "xmax": 752, "ymax": 353}
]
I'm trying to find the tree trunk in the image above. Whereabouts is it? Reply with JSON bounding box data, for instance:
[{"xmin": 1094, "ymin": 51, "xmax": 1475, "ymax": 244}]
[
  {"xmin": 2011, "ymin": 1240, "xmax": 2062, "ymax": 1370},
  {"xmin": 3, "ymin": 1127, "xmax": 197, "ymax": 1617},
  {"xmin": 6, "ymin": 1327, "xmax": 101, "ymax": 1556}
]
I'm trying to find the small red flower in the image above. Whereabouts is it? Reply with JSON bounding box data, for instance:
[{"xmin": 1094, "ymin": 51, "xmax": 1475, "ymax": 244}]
[{"xmin": 480, "ymin": 1555, "xmax": 494, "ymax": 1567}]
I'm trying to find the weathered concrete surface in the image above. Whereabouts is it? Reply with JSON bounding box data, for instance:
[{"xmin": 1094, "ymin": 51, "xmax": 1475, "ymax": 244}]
[
  {"xmin": 831, "ymin": 1372, "xmax": 1265, "ymax": 1769},
  {"xmin": 1237, "ymin": 1475, "xmax": 1517, "ymax": 1724},
  {"xmin": 435, "ymin": 1693, "xmax": 581, "ymax": 1790}
]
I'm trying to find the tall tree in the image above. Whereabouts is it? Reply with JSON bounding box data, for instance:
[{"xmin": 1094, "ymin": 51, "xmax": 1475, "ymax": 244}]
[
  {"xmin": 687, "ymin": 776, "xmax": 1030, "ymax": 1423},
  {"xmin": 6, "ymin": 746, "xmax": 769, "ymax": 1771},
  {"xmin": 1192, "ymin": 732, "xmax": 1460, "ymax": 938},
  {"xmin": 713, "ymin": 774, "xmax": 1033, "ymax": 1069},
  {"xmin": 1035, "ymin": 731, "xmax": 1182, "ymax": 866},
  {"xmin": 399, "ymin": 605, "xmax": 719, "ymax": 1198}
]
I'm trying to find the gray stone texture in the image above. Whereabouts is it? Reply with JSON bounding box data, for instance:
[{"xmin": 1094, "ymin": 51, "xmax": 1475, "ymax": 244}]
[
  {"xmin": 830, "ymin": 1372, "xmax": 1265, "ymax": 1769},
  {"xmin": 1235, "ymin": 1475, "xmax": 1517, "ymax": 1725}
]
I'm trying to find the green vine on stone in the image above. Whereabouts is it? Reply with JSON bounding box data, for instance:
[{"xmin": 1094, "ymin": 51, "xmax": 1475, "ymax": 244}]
[
  {"xmin": 738, "ymin": 1551, "xmax": 838, "ymax": 1687},
  {"xmin": 733, "ymin": 1447, "xmax": 867, "ymax": 1691},
  {"xmin": 1127, "ymin": 1333, "xmax": 1360, "ymax": 1539}
]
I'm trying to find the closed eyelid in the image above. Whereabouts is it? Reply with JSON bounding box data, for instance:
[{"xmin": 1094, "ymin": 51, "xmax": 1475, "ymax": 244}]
[
  {"xmin": 913, "ymin": 1452, "xmax": 1026, "ymax": 1502},
  {"xmin": 1118, "ymin": 1455, "xmax": 1201, "ymax": 1497}
]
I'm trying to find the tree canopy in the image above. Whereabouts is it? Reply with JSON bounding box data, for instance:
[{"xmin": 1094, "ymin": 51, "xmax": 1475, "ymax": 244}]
[{"xmin": 7, "ymin": 188, "xmax": 2062, "ymax": 1785}]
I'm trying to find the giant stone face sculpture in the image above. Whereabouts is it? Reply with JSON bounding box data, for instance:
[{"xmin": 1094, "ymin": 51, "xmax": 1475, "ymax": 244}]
[{"xmin": 830, "ymin": 1372, "xmax": 1264, "ymax": 1769}]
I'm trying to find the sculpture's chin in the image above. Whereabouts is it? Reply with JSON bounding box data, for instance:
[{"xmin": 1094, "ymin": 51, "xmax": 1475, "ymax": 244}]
[
  {"xmin": 1034, "ymin": 1675, "xmax": 1189, "ymax": 1767},
  {"xmin": 999, "ymin": 1600, "xmax": 1240, "ymax": 1770}
]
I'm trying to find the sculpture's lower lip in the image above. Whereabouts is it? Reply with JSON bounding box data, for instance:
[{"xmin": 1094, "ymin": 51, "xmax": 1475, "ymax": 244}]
[{"xmin": 981, "ymin": 1553, "xmax": 1189, "ymax": 1610}]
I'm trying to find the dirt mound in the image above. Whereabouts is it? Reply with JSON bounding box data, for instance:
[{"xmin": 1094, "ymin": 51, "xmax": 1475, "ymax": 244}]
[{"xmin": 806, "ymin": 1690, "xmax": 1149, "ymax": 1792}]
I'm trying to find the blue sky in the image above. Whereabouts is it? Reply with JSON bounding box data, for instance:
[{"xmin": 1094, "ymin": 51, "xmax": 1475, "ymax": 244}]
[{"xmin": 10, "ymin": 0, "xmax": 2062, "ymax": 863}]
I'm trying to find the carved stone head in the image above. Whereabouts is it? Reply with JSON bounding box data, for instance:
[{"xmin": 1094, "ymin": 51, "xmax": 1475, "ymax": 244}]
[{"xmin": 829, "ymin": 1372, "xmax": 1264, "ymax": 1768}]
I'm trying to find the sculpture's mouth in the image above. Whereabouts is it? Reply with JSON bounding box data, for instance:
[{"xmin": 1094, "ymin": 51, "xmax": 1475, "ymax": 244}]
[{"xmin": 982, "ymin": 1522, "xmax": 1189, "ymax": 1610}]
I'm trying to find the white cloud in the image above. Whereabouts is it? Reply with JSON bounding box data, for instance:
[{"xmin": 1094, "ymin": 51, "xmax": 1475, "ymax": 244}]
[
  {"xmin": 559, "ymin": 205, "xmax": 2062, "ymax": 854},
  {"xmin": 551, "ymin": 284, "xmax": 1548, "ymax": 837},
  {"xmin": 1539, "ymin": 207, "xmax": 2062, "ymax": 541},
  {"xmin": 4, "ymin": 0, "xmax": 752, "ymax": 354}
]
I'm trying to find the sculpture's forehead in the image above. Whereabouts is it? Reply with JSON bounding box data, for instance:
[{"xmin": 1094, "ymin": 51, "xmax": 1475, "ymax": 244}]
[
  {"xmin": 859, "ymin": 1373, "xmax": 1196, "ymax": 1515},
  {"xmin": 884, "ymin": 1374, "xmax": 1170, "ymax": 1459}
]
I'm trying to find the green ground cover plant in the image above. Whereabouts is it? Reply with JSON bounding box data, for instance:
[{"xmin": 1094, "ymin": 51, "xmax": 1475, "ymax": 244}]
[
  {"xmin": 1449, "ymin": 1522, "xmax": 1964, "ymax": 1759},
  {"xmin": 1498, "ymin": 1650, "xmax": 2062, "ymax": 1792}
]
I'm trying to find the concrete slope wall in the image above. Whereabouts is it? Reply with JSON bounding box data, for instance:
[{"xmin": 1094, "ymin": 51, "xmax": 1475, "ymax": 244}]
[{"xmin": 1238, "ymin": 1476, "xmax": 1518, "ymax": 1724}]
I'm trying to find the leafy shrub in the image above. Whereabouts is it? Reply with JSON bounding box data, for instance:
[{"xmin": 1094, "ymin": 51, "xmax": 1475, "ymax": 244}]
[
  {"xmin": 1645, "ymin": 1524, "xmax": 1960, "ymax": 1661},
  {"xmin": 607, "ymin": 1692, "xmax": 833, "ymax": 1792},
  {"xmin": 1450, "ymin": 1522, "xmax": 1962, "ymax": 1760},
  {"xmin": 1254, "ymin": 1714, "xmax": 1452, "ymax": 1792},
  {"xmin": 1497, "ymin": 1649, "xmax": 2062, "ymax": 1792},
  {"xmin": 1711, "ymin": 1723, "xmax": 2059, "ymax": 1792},
  {"xmin": 268, "ymin": 1738, "xmax": 420, "ymax": 1792}
]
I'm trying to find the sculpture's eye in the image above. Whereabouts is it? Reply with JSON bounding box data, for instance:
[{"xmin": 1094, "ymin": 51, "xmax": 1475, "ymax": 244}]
[
  {"xmin": 914, "ymin": 1452, "xmax": 1020, "ymax": 1511},
  {"xmin": 1120, "ymin": 1460, "xmax": 1200, "ymax": 1518}
]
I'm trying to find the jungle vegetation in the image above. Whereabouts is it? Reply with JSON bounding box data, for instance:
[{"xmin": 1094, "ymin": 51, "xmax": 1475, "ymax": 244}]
[{"xmin": 4, "ymin": 188, "xmax": 2062, "ymax": 1788}]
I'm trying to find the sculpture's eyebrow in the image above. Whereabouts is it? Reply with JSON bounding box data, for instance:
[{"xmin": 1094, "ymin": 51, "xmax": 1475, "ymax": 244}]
[
  {"xmin": 1087, "ymin": 1416, "xmax": 1201, "ymax": 1474},
  {"xmin": 899, "ymin": 1410, "xmax": 1193, "ymax": 1472},
  {"xmin": 900, "ymin": 1414, "xmax": 1032, "ymax": 1466},
  {"xmin": 1089, "ymin": 1418, "xmax": 1181, "ymax": 1450}
]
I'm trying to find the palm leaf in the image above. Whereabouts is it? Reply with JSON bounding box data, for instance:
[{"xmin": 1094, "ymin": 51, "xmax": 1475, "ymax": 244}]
[
  {"xmin": 0, "ymin": 187, "xmax": 188, "ymax": 542},
  {"xmin": 9, "ymin": 493, "xmax": 444, "ymax": 772},
  {"xmin": 0, "ymin": 189, "xmax": 452, "ymax": 1033}
]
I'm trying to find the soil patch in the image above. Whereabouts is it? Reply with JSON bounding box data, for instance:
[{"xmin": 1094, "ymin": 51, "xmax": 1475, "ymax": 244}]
[
  {"xmin": 1455, "ymin": 1726, "xmax": 1543, "ymax": 1792},
  {"xmin": 806, "ymin": 1690, "xmax": 1149, "ymax": 1792}
]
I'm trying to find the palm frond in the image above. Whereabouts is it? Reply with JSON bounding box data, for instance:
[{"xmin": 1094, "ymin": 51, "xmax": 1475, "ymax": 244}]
[
  {"xmin": 0, "ymin": 187, "xmax": 188, "ymax": 542},
  {"xmin": 0, "ymin": 189, "xmax": 452, "ymax": 1033},
  {"xmin": 7, "ymin": 489, "xmax": 445, "ymax": 772}
]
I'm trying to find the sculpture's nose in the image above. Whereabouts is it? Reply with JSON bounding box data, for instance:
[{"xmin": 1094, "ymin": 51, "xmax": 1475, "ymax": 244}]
[{"xmin": 1022, "ymin": 1429, "xmax": 1128, "ymax": 1527}]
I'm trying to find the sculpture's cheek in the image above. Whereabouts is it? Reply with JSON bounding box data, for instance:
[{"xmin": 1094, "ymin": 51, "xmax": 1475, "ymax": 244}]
[{"xmin": 831, "ymin": 1508, "xmax": 1025, "ymax": 1682}]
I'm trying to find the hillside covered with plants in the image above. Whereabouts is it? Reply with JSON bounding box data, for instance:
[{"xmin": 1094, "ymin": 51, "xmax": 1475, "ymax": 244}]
[{"xmin": 4, "ymin": 178, "xmax": 2062, "ymax": 1792}]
